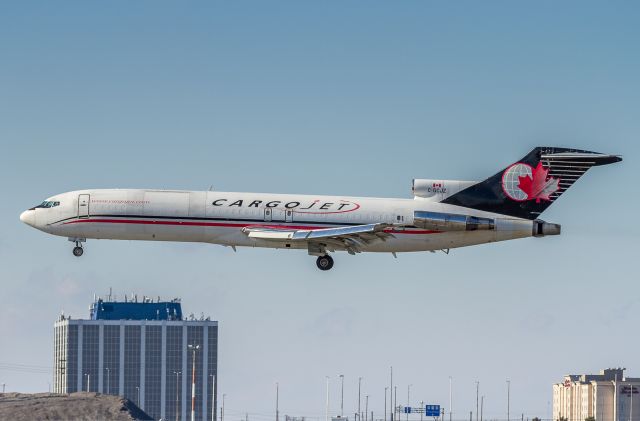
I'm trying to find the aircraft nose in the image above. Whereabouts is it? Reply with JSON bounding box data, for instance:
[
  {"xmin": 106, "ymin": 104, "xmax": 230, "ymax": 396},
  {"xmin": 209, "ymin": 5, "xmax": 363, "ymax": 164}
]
[{"xmin": 20, "ymin": 210, "xmax": 35, "ymax": 227}]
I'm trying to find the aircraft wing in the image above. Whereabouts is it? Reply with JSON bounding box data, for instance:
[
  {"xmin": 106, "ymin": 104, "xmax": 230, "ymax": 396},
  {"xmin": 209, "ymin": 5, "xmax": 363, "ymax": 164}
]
[{"xmin": 242, "ymin": 223, "xmax": 395, "ymax": 255}]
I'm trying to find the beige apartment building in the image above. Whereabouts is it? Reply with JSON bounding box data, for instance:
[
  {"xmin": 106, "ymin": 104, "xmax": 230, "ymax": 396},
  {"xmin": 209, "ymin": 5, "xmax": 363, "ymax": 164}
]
[{"xmin": 553, "ymin": 368, "xmax": 638, "ymax": 421}]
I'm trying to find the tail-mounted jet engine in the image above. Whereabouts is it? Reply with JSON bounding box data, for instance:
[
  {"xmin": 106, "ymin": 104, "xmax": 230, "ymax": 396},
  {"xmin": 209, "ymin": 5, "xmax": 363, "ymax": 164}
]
[
  {"xmin": 413, "ymin": 211, "xmax": 495, "ymax": 231},
  {"xmin": 413, "ymin": 211, "xmax": 561, "ymax": 238}
]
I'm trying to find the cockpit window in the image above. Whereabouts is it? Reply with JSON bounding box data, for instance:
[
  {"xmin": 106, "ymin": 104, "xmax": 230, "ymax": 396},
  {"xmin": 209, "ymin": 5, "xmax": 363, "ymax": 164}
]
[{"xmin": 35, "ymin": 201, "xmax": 60, "ymax": 208}]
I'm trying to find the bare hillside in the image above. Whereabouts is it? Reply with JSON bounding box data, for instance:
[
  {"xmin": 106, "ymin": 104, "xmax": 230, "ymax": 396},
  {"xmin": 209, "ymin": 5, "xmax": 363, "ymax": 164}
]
[{"xmin": 0, "ymin": 392, "xmax": 153, "ymax": 421}]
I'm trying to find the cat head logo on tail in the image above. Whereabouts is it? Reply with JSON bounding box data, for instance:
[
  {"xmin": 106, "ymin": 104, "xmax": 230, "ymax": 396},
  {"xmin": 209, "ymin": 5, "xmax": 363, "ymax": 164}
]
[{"xmin": 501, "ymin": 162, "xmax": 560, "ymax": 203}]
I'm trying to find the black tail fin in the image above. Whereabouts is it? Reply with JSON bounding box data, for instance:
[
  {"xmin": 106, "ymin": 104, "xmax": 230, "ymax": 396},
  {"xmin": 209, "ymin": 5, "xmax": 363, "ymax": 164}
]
[{"xmin": 441, "ymin": 147, "xmax": 622, "ymax": 220}]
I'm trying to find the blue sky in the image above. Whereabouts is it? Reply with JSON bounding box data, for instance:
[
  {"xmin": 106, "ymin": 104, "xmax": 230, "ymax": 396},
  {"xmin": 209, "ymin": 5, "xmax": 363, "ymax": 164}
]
[{"xmin": 1, "ymin": 1, "xmax": 638, "ymax": 419}]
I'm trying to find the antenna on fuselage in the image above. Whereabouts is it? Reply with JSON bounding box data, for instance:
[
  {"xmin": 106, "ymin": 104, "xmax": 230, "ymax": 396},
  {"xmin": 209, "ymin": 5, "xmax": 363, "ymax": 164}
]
[{"xmin": 208, "ymin": 185, "xmax": 214, "ymax": 191}]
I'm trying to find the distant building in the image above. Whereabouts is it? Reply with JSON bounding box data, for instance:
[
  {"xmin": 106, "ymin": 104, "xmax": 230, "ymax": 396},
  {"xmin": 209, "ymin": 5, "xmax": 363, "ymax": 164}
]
[
  {"xmin": 53, "ymin": 295, "xmax": 218, "ymax": 421},
  {"xmin": 552, "ymin": 368, "xmax": 639, "ymax": 421}
]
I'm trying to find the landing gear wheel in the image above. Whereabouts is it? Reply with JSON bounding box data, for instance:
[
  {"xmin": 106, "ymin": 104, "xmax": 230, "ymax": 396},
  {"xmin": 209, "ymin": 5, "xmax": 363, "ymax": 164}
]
[
  {"xmin": 316, "ymin": 255, "xmax": 334, "ymax": 271},
  {"xmin": 73, "ymin": 246, "xmax": 84, "ymax": 257}
]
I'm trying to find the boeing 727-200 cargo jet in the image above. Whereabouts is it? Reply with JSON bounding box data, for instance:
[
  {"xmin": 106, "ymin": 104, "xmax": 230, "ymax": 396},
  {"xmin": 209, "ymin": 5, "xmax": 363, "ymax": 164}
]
[{"xmin": 20, "ymin": 147, "xmax": 621, "ymax": 270}]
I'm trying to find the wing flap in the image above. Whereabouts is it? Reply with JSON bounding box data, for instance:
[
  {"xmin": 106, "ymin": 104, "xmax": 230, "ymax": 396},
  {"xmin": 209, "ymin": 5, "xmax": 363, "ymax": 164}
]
[
  {"xmin": 292, "ymin": 223, "xmax": 388, "ymax": 240},
  {"xmin": 242, "ymin": 223, "xmax": 394, "ymax": 253}
]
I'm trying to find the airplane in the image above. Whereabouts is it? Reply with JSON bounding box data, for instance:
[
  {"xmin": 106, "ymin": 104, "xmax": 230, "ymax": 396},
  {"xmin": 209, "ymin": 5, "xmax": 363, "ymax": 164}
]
[{"xmin": 20, "ymin": 147, "xmax": 621, "ymax": 270}]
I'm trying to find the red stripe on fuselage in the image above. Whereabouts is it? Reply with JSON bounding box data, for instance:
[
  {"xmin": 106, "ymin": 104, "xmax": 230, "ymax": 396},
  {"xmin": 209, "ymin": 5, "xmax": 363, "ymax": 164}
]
[{"xmin": 62, "ymin": 218, "xmax": 440, "ymax": 234}]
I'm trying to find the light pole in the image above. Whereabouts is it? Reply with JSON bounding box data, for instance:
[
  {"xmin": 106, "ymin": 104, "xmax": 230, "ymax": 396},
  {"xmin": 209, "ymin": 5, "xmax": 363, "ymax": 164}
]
[
  {"xmin": 394, "ymin": 386, "xmax": 397, "ymax": 421},
  {"xmin": 385, "ymin": 387, "xmax": 388, "ymax": 421},
  {"xmin": 174, "ymin": 371, "xmax": 182, "ymax": 421},
  {"xmin": 475, "ymin": 382, "xmax": 479, "ymax": 421},
  {"xmin": 326, "ymin": 377, "xmax": 330, "ymax": 421},
  {"xmin": 210, "ymin": 374, "xmax": 216, "ymax": 421},
  {"xmin": 84, "ymin": 373, "xmax": 90, "ymax": 392},
  {"xmin": 1, "ymin": 383, "xmax": 4, "ymax": 393},
  {"xmin": 105, "ymin": 368, "xmax": 110, "ymax": 394},
  {"xmin": 340, "ymin": 374, "xmax": 345, "ymax": 418},
  {"xmin": 222, "ymin": 394, "xmax": 226, "ymax": 421},
  {"xmin": 420, "ymin": 400, "xmax": 424, "ymax": 421},
  {"xmin": 390, "ymin": 367, "xmax": 393, "ymax": 421},
  {"xmin": 276, "ymin": 382, "xmax": 280, "ymax": 421},
  {"xmin": 359, "ymin": 377, "xmax": 362, "ymax": 421},
  {"xmin": 136, "ymin": 386, "xmax": 140, "ymax": 407},
  {"xmin": 365, "ymin": 395, "xmax": 369, "ymax": 421},
  {"xmin": 407, "ymin": 385, "xmax": 412, "ymax": 421},
  {"xmin": 188, "ymin": 344, "xmax": 200, "ymax": 421},
  {"xmin": 449, "ymin": 377, "xmax": 452, "ymax": 421},
  {"xmin": 480, "ymin": 396, "xmax": 483, "ymax": 421},
  {"xmin": 506, "ymin": 380, "xmax": 510, "ymax": 421}
]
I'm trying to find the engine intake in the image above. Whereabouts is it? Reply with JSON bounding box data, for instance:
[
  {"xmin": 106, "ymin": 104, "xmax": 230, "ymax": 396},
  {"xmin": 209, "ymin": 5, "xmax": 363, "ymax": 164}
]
[{"xmin": 414, "ymin": 211, "xmax": 495, "ymax": 231}]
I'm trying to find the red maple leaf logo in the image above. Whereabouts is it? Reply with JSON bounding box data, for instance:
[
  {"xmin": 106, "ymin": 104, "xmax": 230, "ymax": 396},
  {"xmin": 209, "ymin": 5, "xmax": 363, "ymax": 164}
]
[{"xmin": 517, "ymin": 162, "xmax": 560, "ymax": 203}]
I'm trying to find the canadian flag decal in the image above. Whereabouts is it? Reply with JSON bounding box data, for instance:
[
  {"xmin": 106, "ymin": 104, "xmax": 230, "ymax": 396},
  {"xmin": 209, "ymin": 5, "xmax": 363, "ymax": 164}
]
[
  {"xmin": 518, "ymin": 162, "xmax": 560, "ymax": 203},
  {"xmin": 501, "ymin": 162, "xmax": 560, "ymax": 202}
]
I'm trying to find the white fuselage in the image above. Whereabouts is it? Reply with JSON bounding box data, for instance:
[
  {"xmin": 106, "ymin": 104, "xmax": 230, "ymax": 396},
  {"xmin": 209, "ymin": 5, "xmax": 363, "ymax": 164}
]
[{"xmin": 20, "ymin": 189, "xmax": 536, "ymax": 253}]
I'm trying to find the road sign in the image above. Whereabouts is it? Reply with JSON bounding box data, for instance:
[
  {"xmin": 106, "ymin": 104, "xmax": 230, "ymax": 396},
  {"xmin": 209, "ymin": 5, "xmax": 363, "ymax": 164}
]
[{"xmin": 425, "ymin": 405, "xmax": 440, "ymax": 417}]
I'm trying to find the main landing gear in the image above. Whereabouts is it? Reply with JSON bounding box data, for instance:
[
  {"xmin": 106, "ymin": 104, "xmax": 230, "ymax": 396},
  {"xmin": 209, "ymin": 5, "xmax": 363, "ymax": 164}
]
[
  {"xmin": 69, "ymin": 238, "xmax": 86, "ymax": 257},
  {"xmin": 316, "ymin": 255, "xmax": 334, "ymax": 271}
]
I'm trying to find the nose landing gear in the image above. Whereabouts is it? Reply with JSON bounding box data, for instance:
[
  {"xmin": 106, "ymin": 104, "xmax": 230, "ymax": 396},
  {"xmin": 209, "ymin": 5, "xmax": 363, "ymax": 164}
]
[
  {"xmin": 68, "ymin": 238, "xmax": 86, "ymax": 257},
  {"xmin": 316, "ymin": 255, "xmax": 334, "ymax": 271}
]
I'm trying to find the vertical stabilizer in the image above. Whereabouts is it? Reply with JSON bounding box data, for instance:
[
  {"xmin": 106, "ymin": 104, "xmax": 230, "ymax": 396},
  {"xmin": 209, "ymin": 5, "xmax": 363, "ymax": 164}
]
[{"xmin": 441, "ymin": 147, "xmax": 621, "ymax": 219}]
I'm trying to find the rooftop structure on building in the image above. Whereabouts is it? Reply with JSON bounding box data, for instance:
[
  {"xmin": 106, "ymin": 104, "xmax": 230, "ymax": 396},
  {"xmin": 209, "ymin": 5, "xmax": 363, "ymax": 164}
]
[
  {"xmin": 90, "ymin": 294, "xmax": 183, "ymax": 321},
  {"xmin": 54, "ymin": 294, "xmax": 218, "ymax": 421},
  {"xmin": 562, "ymin": 368, "xmax": 640, "ymax": 384},
  {"xmin": 553, "ymin": 367, "xmax": 639, "ymax": 421}
]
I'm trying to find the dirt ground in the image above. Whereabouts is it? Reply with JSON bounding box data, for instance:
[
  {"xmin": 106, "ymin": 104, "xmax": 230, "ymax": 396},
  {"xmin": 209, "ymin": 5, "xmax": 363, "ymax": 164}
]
[{"xmin": 0, "ymin": 392, "xmax": 154, "ymax": 421}]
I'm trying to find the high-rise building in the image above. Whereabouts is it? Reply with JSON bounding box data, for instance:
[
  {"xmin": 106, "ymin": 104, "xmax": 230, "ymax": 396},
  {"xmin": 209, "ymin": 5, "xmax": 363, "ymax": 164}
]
[
  {"xmin": 53, "ymin": 295, "xmax": 218, "ymax": 421},
  {"xmin": 552, "ymin": 368, "xmax": 639, "ymax": 421}
]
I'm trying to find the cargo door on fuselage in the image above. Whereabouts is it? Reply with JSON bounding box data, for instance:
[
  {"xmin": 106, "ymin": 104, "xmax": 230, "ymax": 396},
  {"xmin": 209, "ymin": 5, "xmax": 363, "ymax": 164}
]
[
  {"xmin": 271, "ymin": 208, "xmax": 287, "ymax": 222},
  {"xmin": 143, "ymin": 191, "xmax": 190, "ymax": 240},
  {"xmin": 78, "ymin": 194, "xmax": 90, "ymax": 218},
  {"xmin": 188, "ymin": 191, "xmax": 206, "ymax": 241},
  {"xmin": 188, "ymin": 191, "xmax": 206, "ymax": 218},
  {"xmin": 143, "ymin": 191, "xmax": 189, "ymax": 217},
  {"xmin": 264, "ymin": 208, "xmax": 288, "ymax": 223}
]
